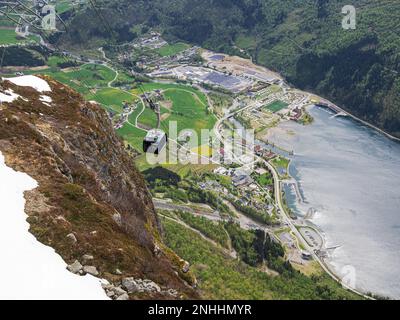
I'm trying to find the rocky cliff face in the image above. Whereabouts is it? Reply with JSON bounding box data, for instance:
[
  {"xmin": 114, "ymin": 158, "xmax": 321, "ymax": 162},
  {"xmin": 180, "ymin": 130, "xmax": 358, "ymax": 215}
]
[{"xmin": 0, "ymin": 76, "xmax": 196, "ymax": 299}]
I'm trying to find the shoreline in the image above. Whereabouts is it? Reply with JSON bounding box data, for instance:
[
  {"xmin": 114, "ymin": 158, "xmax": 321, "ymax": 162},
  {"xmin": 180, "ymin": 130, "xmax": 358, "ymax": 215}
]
[
  {"xmin": 231, "ymin": 115, "xmax": 373, "ymax": 299},
  {"xmin": 263, "ymin": 106, "xmax": 400, "ymax": 299},
  {"xmin": 301, "ymin": 92, "xmax": 400, "ymax": 143}
]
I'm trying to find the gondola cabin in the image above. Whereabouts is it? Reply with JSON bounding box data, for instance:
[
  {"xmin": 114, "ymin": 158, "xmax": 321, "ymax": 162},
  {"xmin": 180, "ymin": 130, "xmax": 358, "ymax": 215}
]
[{"xmin": 143, "ymin": 129, "xmax": 167, "ymax": 154}]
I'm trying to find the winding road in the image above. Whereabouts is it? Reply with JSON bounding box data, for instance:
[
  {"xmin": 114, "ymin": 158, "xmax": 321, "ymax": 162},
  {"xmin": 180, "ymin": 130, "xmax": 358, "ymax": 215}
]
[{"xmin": 212, "ymin": 93, "xmax": 373, "ymax": 300}]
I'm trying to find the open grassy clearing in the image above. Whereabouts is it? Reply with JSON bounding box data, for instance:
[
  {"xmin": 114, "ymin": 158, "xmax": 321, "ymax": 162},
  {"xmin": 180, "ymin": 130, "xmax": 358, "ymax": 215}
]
[
  {"xmin": 86, "ymin": 87, "xmax": 139, "ymax": 113},
  {"xmin": 271, "ymin": 156, "xmax": 291, "ymax": 179},
  {"xmin": 134, "ymin": 153, "xmax": 217, "ymax": 176},
  {"xmin": 133, "ymin": 82, "xmax": 208, "ymax": 105},
  {"xmin": 265, "ymin": 100, "xmax": 289, "ymax": 113},
  {"xmin": 256, "ymin": 172, "xmax": 274, "ymax": 187},
  {"xmin": 271, "ymin": 156, "xmax": 290, "ymax": 170},
  {"xmin": 128, "ymin": 102, "xmax": 145, "ymax": 123},
  {"xmin": 46, "ymin": 55, "xmax": 78, "ymax": 69},
  {"xmin": 162, "ymin": 89, "xmax": 215, "ymax": 133},
  {"xmin": 0, "ymin": 29, "xmax": 20, "ymax": 45},
  {"xmin": 156, "ymin": 42, "xmax": 190, "ymax": 57},
  {"xmin": 0, "ymin": 28, "xmax": 38, "ymax": 45},
  {"xmin": 235, "ymin": 34, "xmax": 257, "ymax": 51},
  {"xmin": 0, "ymin": 17, "xmax": 17, "ymax": 28},
  {"xmin": 20, "ymin": 64, "xmax": 117, "ymax": 95},
  {"xmin": 116, "ymin": 123, "xmax": 147, "ymax": 151},
  {"xmin": 56, "ymin": 0, "xmax": 74, "ymax": 14},
  {"xmin": 47, "ymin": 55, "xmax": 66, "ymax": 68},
  {"xmin": 136, "ymin": 90, "xmax": 214, "ymax": 133}
]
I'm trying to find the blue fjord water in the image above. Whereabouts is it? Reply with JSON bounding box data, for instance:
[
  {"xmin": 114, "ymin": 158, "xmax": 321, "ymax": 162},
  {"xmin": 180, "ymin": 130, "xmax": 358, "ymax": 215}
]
[{"xmin": 268, "ymin": 106, "xmax": 400, "ymax": 298}]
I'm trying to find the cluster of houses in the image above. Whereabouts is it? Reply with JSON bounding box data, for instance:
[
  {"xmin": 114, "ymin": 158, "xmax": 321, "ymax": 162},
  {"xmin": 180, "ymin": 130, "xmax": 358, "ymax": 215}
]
[
  {"xmin": 203, "ymin": 167, "xmax": 275, "ymax": 216},
  {"xmin": 111, "ymin": 101, "xmax": 138, "ymax": 130}
]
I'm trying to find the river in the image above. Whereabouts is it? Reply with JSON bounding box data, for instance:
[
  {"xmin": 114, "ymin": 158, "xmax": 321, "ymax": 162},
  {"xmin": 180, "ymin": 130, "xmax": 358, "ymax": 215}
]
[{"xmin": 266, "ymin": 105, "xmax": 400, "ymax": 299}]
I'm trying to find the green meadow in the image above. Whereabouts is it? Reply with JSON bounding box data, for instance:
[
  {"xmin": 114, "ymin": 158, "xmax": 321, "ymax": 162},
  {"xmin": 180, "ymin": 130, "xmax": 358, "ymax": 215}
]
[
  {"xmin": 0, "ymin": 28, "xmax": 39, "ymax": 45},
  {"xmin": 86, "ymin": 87, "xmax": 139, "ymax": 114},
  {"xmin": 117, "ymin": 123, "xmax": 147, "ymax": 151},
  {"xmin": 23, "ymin": 64, "xmax": 117, "ymax": 95},
  {"xmin": 265, "ymin": 100, "xmax": 289, "ymax": 113},
  {"xmin": 136, "ymin": 84, "xmax": 215, "ymax": 137},
  {"xmin": 156, "ymin": 42, "xmax": 190, "ymax": 57}
]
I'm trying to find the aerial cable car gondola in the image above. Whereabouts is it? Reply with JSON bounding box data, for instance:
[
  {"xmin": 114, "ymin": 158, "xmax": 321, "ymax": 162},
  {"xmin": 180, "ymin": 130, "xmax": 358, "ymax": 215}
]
[{"xmin": 138, "ymin": 84, "xmax": 168, "ymax": 154}]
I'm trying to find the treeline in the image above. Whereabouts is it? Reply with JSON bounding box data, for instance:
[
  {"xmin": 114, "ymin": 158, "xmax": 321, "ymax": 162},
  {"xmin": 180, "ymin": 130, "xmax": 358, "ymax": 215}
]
[
  {"xmin": 224, "ymin": 222, "xmax": 292, "ymax": 274},
  {"xmin": 0, "ymin": 46, "xmax": 46, "ymax": 67},
  {"xmin": 231, "ymin": 199, "xmax": 272, "ymax": 225}
]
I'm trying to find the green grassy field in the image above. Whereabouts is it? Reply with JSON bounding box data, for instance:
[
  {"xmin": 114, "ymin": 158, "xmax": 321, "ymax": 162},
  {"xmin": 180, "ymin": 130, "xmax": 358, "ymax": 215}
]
[
  {"xmin": 86, "ymin": 87, "xmax": 139, "ymax": 113},
  {"xmin": 0, "ymin": 29, "xmax": 20, "ymax": 45},
  {"xmin": 15, "ymin": 64, "xmax": 116, "ymax": 95},
  {"xmin": 271, "ymin": 156, "xmax": 290, "ymax": 169},
  {"xmin": 128, "ymin": 102, "xmax": 144, "ymax": 123},
  {"xmin": 235, "ymin": 34, "xmax": 257, "ymax": 51},
  {"xmin": 30, "ymin": 64, "xmax": 116, "ymax": 94},
  {"xmin": 135, "ymin": 153, "xmax": 217, "ymax": 175},
  {"xmin": 156, "ymin": 43, "xmax": 190, "ymax": 57},
  {"xmin": 256, "ymin": 172, "xmax": 274, "ymax": 187},
  {"xmin": 116, "ymin": 123, "xmax": 147, "ymax": 151},
  {"xmin": 136, "ymin": 83, "xmax": 216, "ymax": 138},
  {"xmin": 137, "ymin": 107, "xmax": 160, "ymax": 129},
  {"xmin": 265, "ymin": 100, "xmax": 289, "ymax": 113},
  {"xmin": 271, "ymin": 156, "xmax": 290, "ymax": 178},
  {"xmin": 133, "ymin": 83, "xmax": 208, "ymax": 105},
  {"xmin": 56, "ymin": 1, "xmax": 73, "ymax": 14},
  {"xmin": 0, "ymin": 17, "xmax": 17, "ymax": 28},
  {"xmin": 175, "ymin": 211, "xmax": 230, "ymax": 249},
  {"xmin": 47, "ymin": 56, "xmax": 65, "ymax": 68},
  {"xmin": 0, "ymin": 29, "xmax": 38, "ymax": 45}
]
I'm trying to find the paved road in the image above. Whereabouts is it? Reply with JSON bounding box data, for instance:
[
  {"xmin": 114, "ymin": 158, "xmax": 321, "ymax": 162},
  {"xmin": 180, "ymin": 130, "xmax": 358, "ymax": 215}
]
[{"xmin": 213, "ymin": 97, "xmax": 372, "ymax": 299}]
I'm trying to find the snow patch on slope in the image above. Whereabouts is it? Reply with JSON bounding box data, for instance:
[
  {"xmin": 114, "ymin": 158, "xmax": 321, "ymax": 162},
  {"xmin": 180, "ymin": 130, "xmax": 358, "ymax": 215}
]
[
  {"xmin": 40, "ymin": 95, "xmax": 52, "ymax": 103},
  {"xmin": 0, "ymin": 89, "xmax": 20, "ymax": 103},
  {"xmin": 3, "ymin": 75, "xmax": 52, "ymax": 92},
  {"xmin": 39, "ymin": 95, "xmax": 52, "ymax": 107},
  {"xmin": 0, "ymin": 151, "xmax": 109, "ymax": 300}
]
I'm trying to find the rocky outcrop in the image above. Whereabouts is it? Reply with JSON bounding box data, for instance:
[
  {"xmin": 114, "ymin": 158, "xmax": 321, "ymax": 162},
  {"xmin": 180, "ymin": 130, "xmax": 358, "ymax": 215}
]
[
  {"xmin": 122, "ymin": 278, "xmax": 161, "ymax": 294},
  {"xmin": 83, "ymin": 266, "xmax": 99, "ymax": 276},
  {"xmin": 0, "ymin": 76, "xmax": 197, "ymax": 299},
  {"xmin": 67, "ymin": 260, "xmax": 83, "ymax": 274}
]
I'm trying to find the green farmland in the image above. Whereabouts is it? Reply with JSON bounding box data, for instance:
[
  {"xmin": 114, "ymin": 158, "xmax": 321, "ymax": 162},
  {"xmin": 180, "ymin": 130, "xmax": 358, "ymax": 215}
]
[
  {"xmin": 56, "ymin": 1, "xmax": 74, "ymax": 14},
  {"xmin": 156, "ymin": 42, "xmax": 190, "ymax": 57},
  {"xmin": 135, "ymin": 83, "xmax": 216, "ymax": 138},
  {"xmin": 117, "ymin": 123, "xmax": 147, "ymax": 151},
  {"xmin": 265, "ymin": 100, "xmax": 289, "ymax": 113},
  {"xmin": 20, "ymin": 64, "xmax": 117, "ymax": 95},
  {"xmin": 0, "ymin": 28, "xmax": 38, "ymax": 45},
  {"xmin": 86, "ymin": 87, "xmax": 139, "ymax": 114}
]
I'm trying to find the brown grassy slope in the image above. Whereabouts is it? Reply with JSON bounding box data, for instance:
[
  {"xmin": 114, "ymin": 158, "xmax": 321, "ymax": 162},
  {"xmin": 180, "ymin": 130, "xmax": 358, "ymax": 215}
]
[{"xmin": 0, "ymin": 76, "xmax": 197, "ymax": 299}]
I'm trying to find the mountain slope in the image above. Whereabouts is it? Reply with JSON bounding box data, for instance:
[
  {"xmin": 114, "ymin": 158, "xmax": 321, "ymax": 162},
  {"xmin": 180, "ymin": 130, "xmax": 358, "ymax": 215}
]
[
  {"xmin": 0, "ymin": 76, "xmax": 197, "ymax": 299},
  {"xmin": 57, "ymin": 0, "xmax": 400, "ymax": 137}
]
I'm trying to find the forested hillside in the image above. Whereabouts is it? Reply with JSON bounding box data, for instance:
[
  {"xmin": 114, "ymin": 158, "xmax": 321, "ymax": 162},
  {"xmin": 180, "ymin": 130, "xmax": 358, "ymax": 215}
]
[{"xmin": 59, "ymin": 0, "xmax": 400, "ymax": 137}]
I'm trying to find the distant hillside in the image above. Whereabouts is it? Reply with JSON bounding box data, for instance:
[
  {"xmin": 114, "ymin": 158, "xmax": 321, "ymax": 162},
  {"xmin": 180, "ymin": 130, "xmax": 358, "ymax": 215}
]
[{"xmin": 58, "ymin": 0, "xmax": 400, "ymax": 138}]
